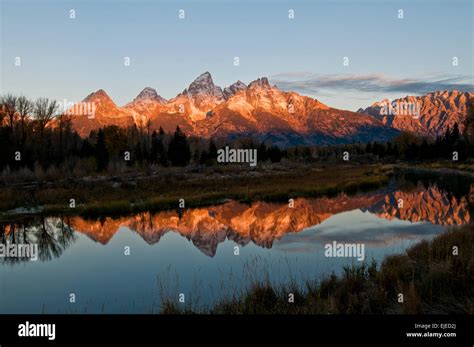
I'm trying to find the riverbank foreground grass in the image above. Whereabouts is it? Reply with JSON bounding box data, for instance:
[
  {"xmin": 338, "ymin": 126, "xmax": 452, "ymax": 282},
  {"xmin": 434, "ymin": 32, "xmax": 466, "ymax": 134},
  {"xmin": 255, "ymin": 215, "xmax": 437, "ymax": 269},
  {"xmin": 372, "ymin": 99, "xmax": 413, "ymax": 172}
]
[
  {"xmin": 160, "ymin": 224, "xmax": 474, "ymax": 314},
  {"xmin": 0, "ymin": 163, "xmax": 391, "ymax": 218}
]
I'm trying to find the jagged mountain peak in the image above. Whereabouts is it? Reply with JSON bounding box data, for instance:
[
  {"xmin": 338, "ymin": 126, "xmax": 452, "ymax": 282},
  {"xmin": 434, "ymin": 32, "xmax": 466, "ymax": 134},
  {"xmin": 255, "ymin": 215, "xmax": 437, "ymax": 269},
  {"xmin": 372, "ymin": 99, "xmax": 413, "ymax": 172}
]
[
  {"xmin": 431, "ymin": 89, "xmax": 458, "ymax": 97},
  {"xmin": 83, "ymin": 89, "xmax": 113, "ymax": 103},
  {"xmin": 248, "ymin": 77, "xmax": 271, "ymax": 89},
  {"xmin": 133, "ymin": 87, "xmax": 167, "ymax": 103},
  {"xmin": 359, "ymin": 90, "xmax": 473, "ymax": 137},
  {"xmin": 184, "ymin": 71, "xmax": 224, "ymax": 99},
  {"xmin": 223, "ymin": 80, "xmax": 247, "ymax": 99},
  {"xmin": 195, "ymin": 71, "xmax": 213, "ymax": 83}
]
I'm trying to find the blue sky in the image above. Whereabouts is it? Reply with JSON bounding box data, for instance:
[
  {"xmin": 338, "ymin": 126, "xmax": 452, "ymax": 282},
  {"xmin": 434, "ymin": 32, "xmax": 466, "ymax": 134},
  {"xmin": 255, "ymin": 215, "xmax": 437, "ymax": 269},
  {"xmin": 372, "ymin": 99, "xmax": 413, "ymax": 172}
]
[{"xmin": 1, "ymin": 0, "xmax": 472, "ymax": 110}]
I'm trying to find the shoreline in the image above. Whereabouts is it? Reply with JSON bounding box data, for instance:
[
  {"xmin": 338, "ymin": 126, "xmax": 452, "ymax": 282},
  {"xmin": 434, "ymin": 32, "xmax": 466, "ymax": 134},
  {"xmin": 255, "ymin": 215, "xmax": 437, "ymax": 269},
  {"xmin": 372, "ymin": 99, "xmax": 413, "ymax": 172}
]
[
  {"xmin": 1, "ymin": 161, "xmax": 473, "ymax": 221},
  {"xmin": 0, "ymin": 163, "xmax": 392, "ymax": 220},
  {"xmin": 159, "ymin": 224, "xmax": 474, "ymax": 314}
]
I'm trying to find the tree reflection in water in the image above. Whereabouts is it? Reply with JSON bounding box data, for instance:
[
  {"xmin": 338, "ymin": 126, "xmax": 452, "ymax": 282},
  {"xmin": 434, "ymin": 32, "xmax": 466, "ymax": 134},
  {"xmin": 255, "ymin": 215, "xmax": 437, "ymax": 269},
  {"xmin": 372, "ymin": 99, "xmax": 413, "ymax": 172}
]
[{"xmin": 0, "ymin": 216, "xmax": 77, "ymax": 265}]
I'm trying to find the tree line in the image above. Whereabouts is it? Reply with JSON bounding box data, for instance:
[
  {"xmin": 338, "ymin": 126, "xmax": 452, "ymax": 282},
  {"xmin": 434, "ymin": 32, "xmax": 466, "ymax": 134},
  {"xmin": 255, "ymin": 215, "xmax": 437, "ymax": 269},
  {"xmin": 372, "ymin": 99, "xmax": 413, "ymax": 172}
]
[
  {"xmin": 0, "ymin": 94, "xmax": 473, "ymax": 177},
  {"xmin": 0, "ymin": 94, "xmax": 286, "ymax": 174}
]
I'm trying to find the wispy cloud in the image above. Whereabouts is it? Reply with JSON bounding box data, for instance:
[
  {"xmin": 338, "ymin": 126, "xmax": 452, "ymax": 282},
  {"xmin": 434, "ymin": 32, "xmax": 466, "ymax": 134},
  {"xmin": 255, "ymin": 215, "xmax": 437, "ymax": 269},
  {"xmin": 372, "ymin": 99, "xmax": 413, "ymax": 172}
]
[{"xmin": 270, "ymin": 72, "xmax": 474, "ymax": 95}]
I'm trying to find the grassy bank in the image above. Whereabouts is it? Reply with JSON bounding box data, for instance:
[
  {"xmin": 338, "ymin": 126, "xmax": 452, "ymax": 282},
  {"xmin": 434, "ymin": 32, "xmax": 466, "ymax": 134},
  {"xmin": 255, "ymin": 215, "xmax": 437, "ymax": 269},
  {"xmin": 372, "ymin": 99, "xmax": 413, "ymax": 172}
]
[
  {"xmin": 398, "ymin": 160, "xmax": 474, "ymax": 177},
  {"xmin": 0, "ymin": 163, "xmax": 392, "ymax": 219},
  {"xmin": 161, "ymin": 224, "xmax": 474, "ymax": 314}
]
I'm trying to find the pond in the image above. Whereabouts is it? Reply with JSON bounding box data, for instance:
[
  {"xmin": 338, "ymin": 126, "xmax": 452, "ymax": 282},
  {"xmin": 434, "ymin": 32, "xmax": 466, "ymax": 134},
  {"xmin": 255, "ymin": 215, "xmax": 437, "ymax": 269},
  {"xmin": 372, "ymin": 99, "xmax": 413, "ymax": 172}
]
[{"xmin": 0, "ymin": 172, "xmax": 472, "ymax": 313}]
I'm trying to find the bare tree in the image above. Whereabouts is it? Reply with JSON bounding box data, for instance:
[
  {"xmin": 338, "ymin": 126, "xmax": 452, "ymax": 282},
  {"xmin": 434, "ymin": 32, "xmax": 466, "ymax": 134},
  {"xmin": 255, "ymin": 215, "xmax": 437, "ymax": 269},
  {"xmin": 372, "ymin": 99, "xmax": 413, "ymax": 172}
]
[
  {"xmin": 34, "ymin": 98, "xmax": 58, "ymax": 139},
  {"xmin": 17, "ymin": 96, "xmax": 33, "ymax": 145},
  {"xmin": 1, "ymin": 94, "xmax": 18, "ymax": 131}
]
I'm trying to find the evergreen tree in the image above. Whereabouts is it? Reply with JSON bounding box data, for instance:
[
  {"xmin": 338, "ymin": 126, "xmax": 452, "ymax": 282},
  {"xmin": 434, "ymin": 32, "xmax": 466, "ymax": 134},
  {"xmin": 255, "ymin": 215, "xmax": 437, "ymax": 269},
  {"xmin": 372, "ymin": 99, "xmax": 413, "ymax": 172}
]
[
  {"xmin": 451, "ymin": 122, "xmax": 460, "ymax": 142},
  {"xmin": 404, "ymin": 142, "xmax": 418, "ymax": 160},
  {"xmin": 95, "ymin": 129, "xmax": 109, "ymax": 171},
  {"xmin": 80, "ymin": 138, "xmax": 94, "ymax": 158},
  {"xmin": 150, "ymin": 131, "xmax": 159, "ymax": 163},
  {"xmin": 365, "ymin": 142, "xmax": 372, "ymax": 153},
  {"xmin": 386, "ymin": 142, "xmax": 393, "ymax": 156},
  {"xmin": 158, "ymin": 127, "xmax": 168, "ymax": 166},
  {"xmin": 200, "ymin": 139, "xmax": 218, "ymax": 165},
  {"xmin": 443, "ymin": 125, "xmax": 452, "ymax": 144},
  {"xmin": 208, "ymin": 140, "xmax": 218, "ymax": 160},
  {"xmin": 258, "ymin": 142, "xmax": 268, "ymax": 162},
  {"xmin": 268, "ymin": 146, "xmax": 283, "ymax": 163},
  {"xmin": 419, "ymin": 139, "xmax": 429, "ymax": 159},
  {"xmin": 199, "ymin": 149, "xmax": 209, "ymax": 165},
  {"xmin": 168, "ymin": 126, "xmax": 190, "ymax": 166}
]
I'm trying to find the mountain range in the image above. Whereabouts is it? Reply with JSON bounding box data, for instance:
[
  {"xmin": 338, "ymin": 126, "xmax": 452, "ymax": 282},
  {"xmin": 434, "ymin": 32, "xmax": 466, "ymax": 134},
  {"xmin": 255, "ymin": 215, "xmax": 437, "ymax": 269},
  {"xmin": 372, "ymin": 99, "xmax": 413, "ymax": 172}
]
[
  {"xmin": 359, "ymin": 90, "xmax": 472, "ymax": 137},
  {"xmin": 70, "ymin": 72, "xmax": 472, "ymax": 146}
]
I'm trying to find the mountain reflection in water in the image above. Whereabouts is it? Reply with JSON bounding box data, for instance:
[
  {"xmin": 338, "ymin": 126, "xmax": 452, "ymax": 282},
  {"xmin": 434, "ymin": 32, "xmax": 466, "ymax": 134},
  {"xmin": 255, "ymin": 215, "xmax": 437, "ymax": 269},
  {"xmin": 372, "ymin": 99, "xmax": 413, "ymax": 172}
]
[{"xmin": 1, "ymin": 183, "xmax": 471, "ymax": 261}]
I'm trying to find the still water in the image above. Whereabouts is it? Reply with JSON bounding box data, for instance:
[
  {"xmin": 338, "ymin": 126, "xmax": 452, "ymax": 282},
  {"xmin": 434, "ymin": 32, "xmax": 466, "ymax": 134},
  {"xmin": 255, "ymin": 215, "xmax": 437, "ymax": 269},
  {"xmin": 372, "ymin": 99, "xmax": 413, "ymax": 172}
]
[{"xmin": 1, "ymin": 173, "xmax": 472, "ymax": 313}]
